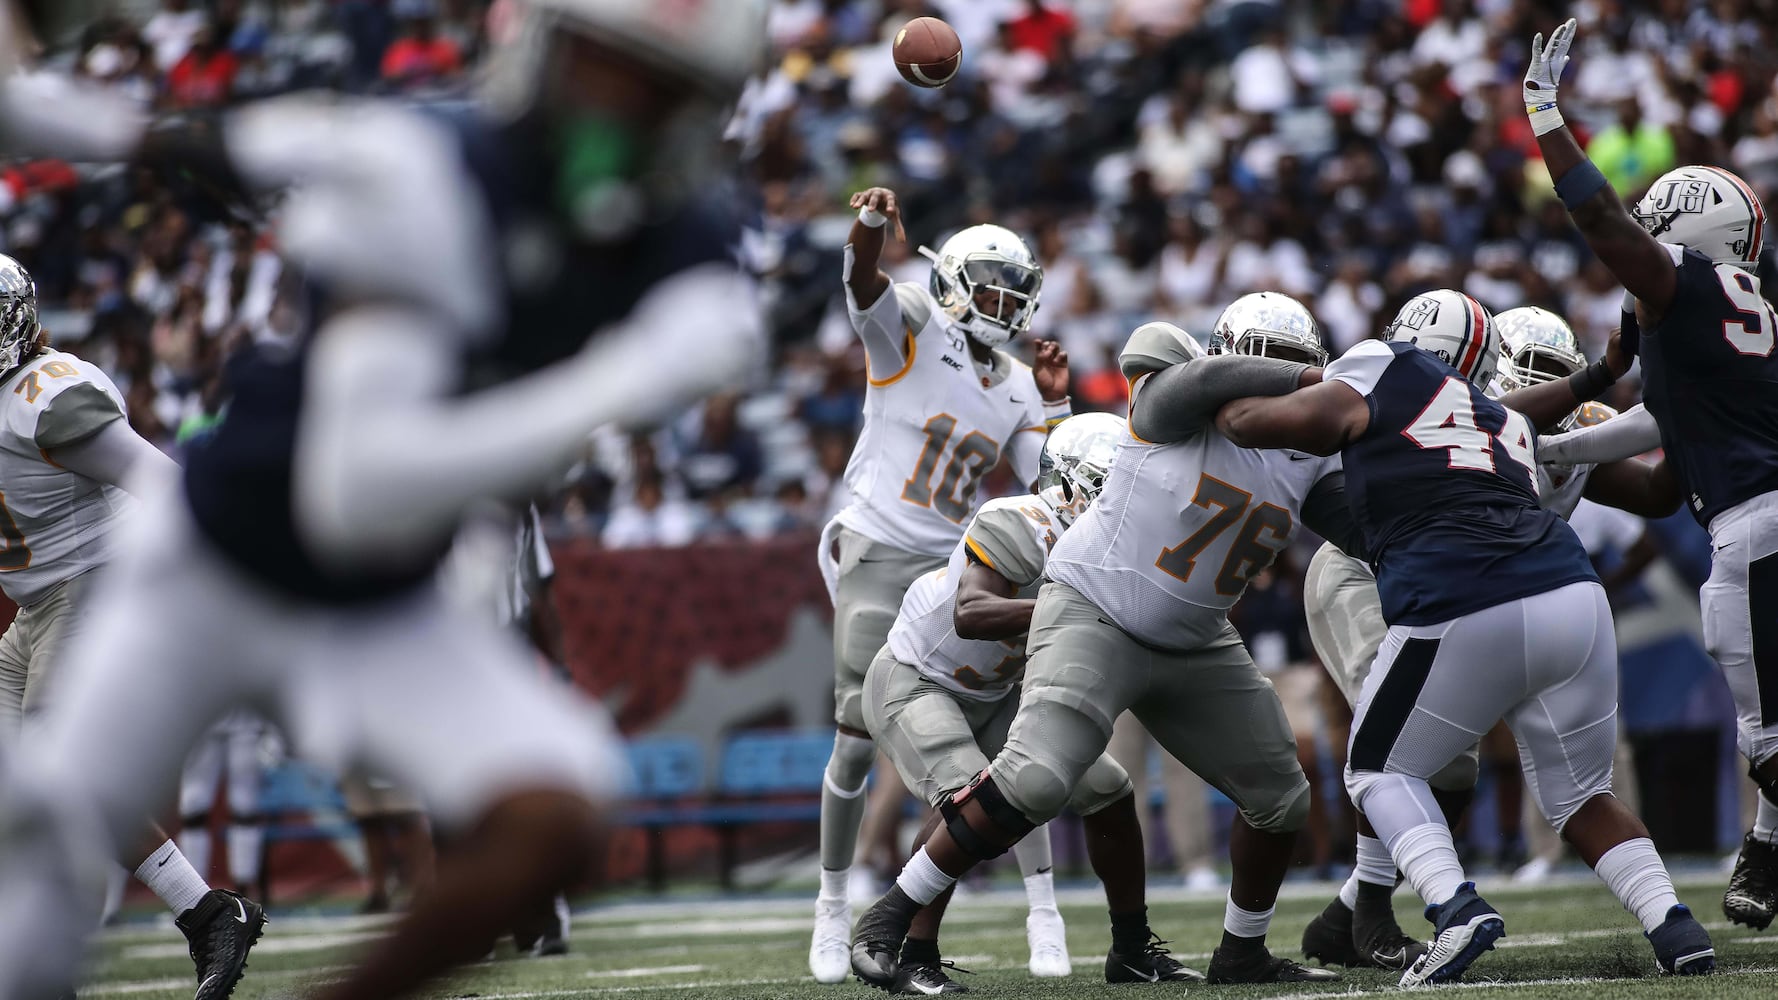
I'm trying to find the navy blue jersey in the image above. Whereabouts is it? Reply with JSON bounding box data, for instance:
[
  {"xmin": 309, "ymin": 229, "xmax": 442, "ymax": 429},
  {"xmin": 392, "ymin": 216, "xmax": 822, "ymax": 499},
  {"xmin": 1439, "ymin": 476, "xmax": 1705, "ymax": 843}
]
[
  {"xmin": 183, "ymin": 105, "xmax": 740, "ymax": 604},
  {"xmin": 1326, "ymin": 340, "xmax": 1598, "ymax": 625},
  {"xmin": 1636, "ymin": 245, "xmax": 1778, "ymax": 527}
]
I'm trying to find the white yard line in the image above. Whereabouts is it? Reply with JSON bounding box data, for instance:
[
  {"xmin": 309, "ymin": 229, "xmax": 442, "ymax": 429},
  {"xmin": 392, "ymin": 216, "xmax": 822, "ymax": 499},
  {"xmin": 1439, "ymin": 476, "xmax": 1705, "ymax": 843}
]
[{"xmin": 1258, "ymin": 966, "xmax": 1778, "ymax": 1000}]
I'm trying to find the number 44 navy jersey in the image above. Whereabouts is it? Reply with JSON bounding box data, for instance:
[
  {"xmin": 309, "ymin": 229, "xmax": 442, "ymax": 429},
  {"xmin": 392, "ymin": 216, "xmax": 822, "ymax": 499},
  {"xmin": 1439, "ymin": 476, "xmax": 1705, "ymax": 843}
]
[
  {"xmin": 1637, "ymin": 244, "xmax": 1778, "ymax": 528},
  {"xmin": 1323, "ymin": 340, "xmax": 1598, "ymax": 626}
]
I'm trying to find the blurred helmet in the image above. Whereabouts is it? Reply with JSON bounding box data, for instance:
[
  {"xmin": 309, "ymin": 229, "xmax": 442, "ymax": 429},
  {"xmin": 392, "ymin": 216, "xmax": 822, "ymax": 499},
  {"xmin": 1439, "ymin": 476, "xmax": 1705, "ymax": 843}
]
[
  {"xmin": 0, "ymin": 255, "xmax": 38, "ymax": 376},
  {"xmin": 1038, "ymin": 412, "xmax": 1125, "ymax": 523},
  {"xmin": 1383, "ymin": 288, "xmax": 1499, "ymax": 388},
  {"xmin": 1119, "ymin": 320, "xmax": 1206, "ymax": 381},
  {"xmin": 921, "ymin": 225, "xmax": 1043, "ymax": 348},
  {"xmin": 1496, "ymin": 306, "xmax": 1585, "ymax": 388},
  {"xmin": 480, "ymin": 0, "xmax": 767, "ymax": 241},
  {"xmin": 1208, "ymin": 291, "xmax": 1327, "ymax": 365},
  {"xmin": 1486, "ymin": 341, "xmax": 1520, "ymax": 397},
  {"xmin": 1631, "ymin": 165, "xmax": 1766, "ymax": 271}
]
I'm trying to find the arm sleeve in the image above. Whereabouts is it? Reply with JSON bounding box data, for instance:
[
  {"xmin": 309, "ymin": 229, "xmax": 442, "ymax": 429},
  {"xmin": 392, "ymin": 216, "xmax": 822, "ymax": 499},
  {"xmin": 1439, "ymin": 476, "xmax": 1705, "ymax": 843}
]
[
  {"xmin": 1300, "ymin": 471, "xmax": 1370, "ymax": 562},
  {"xmin": 963, "ymin": 506, "xmax": 1048, "ymax": 587},
  {"xmin": 44, "ymin": 419, "xmax": 180, "ymax": 493},
  {"xmin": 1129, "ymin": 354, "xmax": 1309, "ymax": 443},
  {"xmin": 844, "ymin": 273, "xmax": 923, "ymax": 381},
  {"xmin": 1537, "ymin": 403, "xmax": 1661, "ymax": 466},
  {"xmin": 33, "ymin": 382, "xmax": 124, "ymax": 451},
  {"xmin": 293, "ymin": 262, "xmax": 762, "ymax": 567}
]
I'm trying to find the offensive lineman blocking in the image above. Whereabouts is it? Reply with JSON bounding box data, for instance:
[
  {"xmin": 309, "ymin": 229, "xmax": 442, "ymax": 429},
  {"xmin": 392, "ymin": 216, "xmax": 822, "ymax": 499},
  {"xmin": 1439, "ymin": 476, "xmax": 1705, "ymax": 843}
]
[{"xmin": 811, "ymin": 186, "xmax": 1072, "ymax": 983}]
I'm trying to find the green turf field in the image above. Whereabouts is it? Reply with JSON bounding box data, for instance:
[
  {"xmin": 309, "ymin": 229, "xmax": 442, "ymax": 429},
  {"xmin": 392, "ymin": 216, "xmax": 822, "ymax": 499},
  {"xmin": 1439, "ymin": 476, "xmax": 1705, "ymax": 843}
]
[{"xmin": 84, "ymin": 872, "xmax": 1778, "ymax": 999}]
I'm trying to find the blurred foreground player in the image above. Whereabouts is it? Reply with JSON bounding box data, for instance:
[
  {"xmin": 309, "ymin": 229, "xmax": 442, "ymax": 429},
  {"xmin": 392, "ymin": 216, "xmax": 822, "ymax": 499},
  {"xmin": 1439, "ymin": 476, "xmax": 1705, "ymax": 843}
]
[
  {"xmin": 0, "ymin": 254, "xmax": 265, "ymax": 1000},
  {"xmin": 0, "ymin": 1, "xmax": 766, "ymax": 997},
  {"xmin": 1522, "ymin": 16, "xmax": 1778, "ymax": 933}
]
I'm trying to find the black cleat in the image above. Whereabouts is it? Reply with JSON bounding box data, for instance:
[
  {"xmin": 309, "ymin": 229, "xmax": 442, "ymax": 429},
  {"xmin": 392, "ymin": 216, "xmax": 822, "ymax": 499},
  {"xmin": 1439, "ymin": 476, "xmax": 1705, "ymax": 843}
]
[
  {"xmin": 892, "ymin": 961, "xmax": 970, "ymax": 994},
  {"xmin": 1301, "ymin": 898, "xmax": 1363, "ymax": 967},
  {"xmin": 1724, "ymin": 835, "xmax": 1778, "ymax": 930},
  {"xmin": 1353, "ymin": 895, "xmax": 1429, "ymax": 971},
  {"xmin": 1648, "ymin": 904, "xmax": 1715, "ymax": 975},
  {"xmin": 1106, "ymin": 932, "xmax": 1205, "ymax": 982},
  {"xmin": 176, "ymin": 889, "xmax": 266, "ymax": 1000},
  {"xmin": 1208, "ymin": 942, "xmax": 1341, "ymax": 983},
  {"xmin": 850, "ymin": 889, "xmax": 919, "ymax": 990}
]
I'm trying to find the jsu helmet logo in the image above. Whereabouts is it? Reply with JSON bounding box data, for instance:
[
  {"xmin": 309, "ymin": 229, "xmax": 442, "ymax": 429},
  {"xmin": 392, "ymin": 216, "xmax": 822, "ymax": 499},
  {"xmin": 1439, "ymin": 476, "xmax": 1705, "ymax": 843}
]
[
  {"xmin": 1646, "ymin": 179, "xmax": 1712, "ymax": 216},
  {"xmin": 1396, "ymin": 297, "xmax": 1440, "ymax": 332}
]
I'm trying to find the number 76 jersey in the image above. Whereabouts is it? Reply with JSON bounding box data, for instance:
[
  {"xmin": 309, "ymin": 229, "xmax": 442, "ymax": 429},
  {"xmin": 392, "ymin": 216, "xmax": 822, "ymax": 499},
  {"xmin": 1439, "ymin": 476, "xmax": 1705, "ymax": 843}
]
[{"xmin": 1324, "ymin": 339, "xmax": 1596, "ymax": 627}]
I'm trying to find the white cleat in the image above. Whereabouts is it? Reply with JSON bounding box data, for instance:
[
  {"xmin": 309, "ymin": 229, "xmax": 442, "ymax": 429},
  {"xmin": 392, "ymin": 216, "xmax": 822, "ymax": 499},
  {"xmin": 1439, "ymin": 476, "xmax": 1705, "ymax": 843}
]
[
  {"xmin": 810, "ymin": 895, "xmax": 852, "ymax": 984},
  {"xmin": 1182, "ymin": 865, "xmax": 1224, "ymax": 893},
  {"xmin": 1027, "ymin": 905, "xmax": 1072, "ymax": 977}
]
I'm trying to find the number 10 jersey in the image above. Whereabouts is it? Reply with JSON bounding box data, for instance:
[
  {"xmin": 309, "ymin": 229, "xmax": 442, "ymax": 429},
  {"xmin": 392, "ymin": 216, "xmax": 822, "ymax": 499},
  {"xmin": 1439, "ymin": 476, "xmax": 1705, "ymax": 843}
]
[
  {"xmin": 1324, "ymin": 339, "xmax": 1596, "ymax": 627},
  {"xmin": 835, "ymin": 282, "xmax": 1052, "ymax": 557},
  {"xmin": 1047, "ymin": 379, "xmax": 1340, "ymax": 651}
]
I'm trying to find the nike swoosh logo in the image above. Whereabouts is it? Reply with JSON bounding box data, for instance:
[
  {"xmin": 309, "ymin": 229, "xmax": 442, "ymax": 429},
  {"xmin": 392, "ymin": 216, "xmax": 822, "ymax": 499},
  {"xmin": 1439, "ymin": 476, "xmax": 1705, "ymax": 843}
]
[
  {"xmin": 909, "ymin": 980, "xmax": 948, "ymax": 995},
  {"xmin": 1121, "ymin": 964, "xmax": 1159, "ymax": 982},
  {"xmin": 198, "ymin": 974, "xmax": 220, "ymax": 992},
  {"xmin": 1374, "ymin": 946, "xmax": 1406, "ymax": 966},
  {"xmin": 155, "ymin": 854, "xmax": 172, "ymax": 867},
  {"xmin": 1287, "ymin": 453, "xmax": 1318, "ymax": 461},
  {"xmin": 233, "ymin": 898, "xmax": 249, "ymax": 924}
]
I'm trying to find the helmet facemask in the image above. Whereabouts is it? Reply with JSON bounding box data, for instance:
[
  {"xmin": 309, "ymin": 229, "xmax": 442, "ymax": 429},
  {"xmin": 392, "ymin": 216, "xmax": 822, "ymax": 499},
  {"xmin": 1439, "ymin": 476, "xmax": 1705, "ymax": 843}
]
[
  {"xmin": 1036, "ymin": 412, "xmax": 1125, "ymax": 524},
  {"xmin": 0, "ymin": 257, "xmax": 39, "ymax": 377}
]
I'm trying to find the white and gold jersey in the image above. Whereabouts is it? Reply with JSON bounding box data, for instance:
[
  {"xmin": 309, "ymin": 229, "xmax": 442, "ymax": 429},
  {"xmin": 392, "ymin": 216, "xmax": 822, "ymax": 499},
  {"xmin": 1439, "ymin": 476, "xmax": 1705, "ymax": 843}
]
[
  {"xmin": 0, "ymin": 351, "xmax": 134, "ymax": 606},
  {"xmin": 834, "ymin": 282, "xmax": 1054, "ymax": 557},
  {"xmin": 1537, "ymin": 401, "xmax": 1615, "ymax": 520},
  {"xmin": 887, "ymin": 493, "xmax": 1062, "ymax": 701},
  {"xmin": 1048, "ymin": 376, "xmax": 1340, "ymax": 650}
]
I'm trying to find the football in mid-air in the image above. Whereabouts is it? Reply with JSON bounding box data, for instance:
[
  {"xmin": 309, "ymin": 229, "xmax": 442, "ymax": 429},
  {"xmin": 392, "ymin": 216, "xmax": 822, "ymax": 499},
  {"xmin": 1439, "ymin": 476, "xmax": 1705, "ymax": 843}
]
[{"xmin": 893, "ymin": 16, "xmax": 962, "ymax": 88}]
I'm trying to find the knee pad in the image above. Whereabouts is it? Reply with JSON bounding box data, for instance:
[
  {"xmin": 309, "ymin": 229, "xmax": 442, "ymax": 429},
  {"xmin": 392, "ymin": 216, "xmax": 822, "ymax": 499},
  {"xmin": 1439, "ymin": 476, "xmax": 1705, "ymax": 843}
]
[
  {"xmin": 1240, "ymin": 779, "xmax": 1310, "ymax": 833},
  {"xmin": 1068, "ymin": 754, "xmax": 1135, "ymax": 818},
  {"xmin": 939, "ymin": 770, "xmax": 1037, "ymax": 862},
  {"xmin": 825, "ymin": 731, "xmax": 875, "ymax": 794}
]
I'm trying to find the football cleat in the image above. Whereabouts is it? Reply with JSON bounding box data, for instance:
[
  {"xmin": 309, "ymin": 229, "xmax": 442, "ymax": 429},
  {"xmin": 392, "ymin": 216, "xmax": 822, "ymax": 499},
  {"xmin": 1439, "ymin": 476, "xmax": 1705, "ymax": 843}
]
[
  {"xmin": 809, "ymin": 895, "xmax": 852, "ymax": 983},
  {"xmin": 1301, "ymin": 898, "xmax": 1363, "ymax": 967},
  {"xmin": 176, "ymin": 889, "xmax": 266, "ymax": 1000},
  {"xmin": 850, "ymin": 893, "xmax": 917, "ymax": 990},
  {"xmin": 1025, "ymin": 905, "xmax": 1071, "ymax": 977},
  {"xmin": 1399, "ymin": 882, "xmax": 1504, "ymax": 987},
  {"xmin": 1723, "ymin": 834, "xmax": 1778, "ymax": 930},
  {"xmin": 1353, "ymin": 895, "xmax": 1429, "ymax": 971},
  {"xmin": 1648, "ymin": 904, "xmax": 1715, "ymax": 975},
  {"xmin": 1105, "ymin": 932, "xmax": 1205, "ymax": 983},
  {"xmin": 1208, "ymin": 942, "xmax": 1340, "ymax": 983},
  {"xmin": 892, "ymin": 960, "xmax": 970, "ymax": 995}
]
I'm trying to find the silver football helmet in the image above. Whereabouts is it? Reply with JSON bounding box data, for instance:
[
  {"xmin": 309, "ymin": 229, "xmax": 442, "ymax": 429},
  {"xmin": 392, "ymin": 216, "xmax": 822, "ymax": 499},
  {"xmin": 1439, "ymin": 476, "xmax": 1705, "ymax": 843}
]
[
  {"xmin": 920, "ymin": 225, "xmax": 1043, "ymax": 348},
  {"xmin": 1209, "ymin": 292, "xmax": 1327, "ymax": 365},
  {"xmin": 0, "ymin": 255, "xmax": 39, "ymax": 376},
  {"xmin": 1632, "ymin": 165, "xmax": 1766, "ymax": 271},
  {"xmin": 1496, "ymin": 306, "xmax": 1585, "ymax": 388},
  {"xmin": 1383, "ymin": 288, "xmax": 1499, "ymax": 388},
  {"xmin": 1038, "ymin": 412, "xmax": 1125, "ymax": 524}
]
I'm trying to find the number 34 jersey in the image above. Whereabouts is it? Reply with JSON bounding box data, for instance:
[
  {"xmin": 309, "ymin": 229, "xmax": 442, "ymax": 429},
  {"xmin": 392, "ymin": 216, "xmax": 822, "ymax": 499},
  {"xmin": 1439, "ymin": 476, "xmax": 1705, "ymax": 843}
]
[
  {"xmin": 888, "ymin": 493, "xmax": 1066, "ymax": 700},
  {"xmin": 836, "ymin": 283, "xmax": 1052, "ymax": 558},
  {"xmin": 1325, "ymin": 339, "xmax": 1596, "ymax": 627},
  {"xmin": 0, "ymin": 351, "xmax": 135, "ymax": 606},
  {"xmin": 1047, "ymin": 389, "xmax": 1340, "ymax": 651}
]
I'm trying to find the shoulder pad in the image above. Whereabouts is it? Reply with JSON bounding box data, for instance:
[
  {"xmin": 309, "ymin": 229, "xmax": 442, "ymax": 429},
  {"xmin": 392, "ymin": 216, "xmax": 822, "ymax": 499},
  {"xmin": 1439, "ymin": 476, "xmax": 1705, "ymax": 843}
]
[
  {"xmin": 894, "ymin": 283, "xmax": 933, "ymax": 335},
  {"xmin": 965, "ymin": 498, "xmax": 1054, "ymax": 587},
  {"xmin": 1120, "ymin": 321, "xmax": 1203, "ymax": 380}
]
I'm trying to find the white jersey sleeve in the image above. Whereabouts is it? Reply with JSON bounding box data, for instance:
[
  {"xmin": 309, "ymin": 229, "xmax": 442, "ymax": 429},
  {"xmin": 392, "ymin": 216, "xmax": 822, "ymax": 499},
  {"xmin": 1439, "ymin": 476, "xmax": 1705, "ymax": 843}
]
[
  {"xmin": 887, "ymin": 494, "xmax": 1061, "ymax": 700},
  {"xmin": 846, "ymin": 281, "xmax": 927, "ymax": 383},
  {"xmin": 1323, "ymin": 338, "xmax": 1397, "ymax": 399},
  {"xmin": 0, "ymin": 351, "xmax": 137, "ymax": 606}
]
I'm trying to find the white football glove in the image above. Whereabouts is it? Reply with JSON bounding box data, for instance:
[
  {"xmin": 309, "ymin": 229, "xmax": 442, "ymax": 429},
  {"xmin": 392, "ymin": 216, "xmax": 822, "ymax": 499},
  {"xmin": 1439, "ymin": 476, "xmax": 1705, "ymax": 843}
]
[{"xmin": 1523, "ymin": 17, "xmax": 1576, "ymax": 137}]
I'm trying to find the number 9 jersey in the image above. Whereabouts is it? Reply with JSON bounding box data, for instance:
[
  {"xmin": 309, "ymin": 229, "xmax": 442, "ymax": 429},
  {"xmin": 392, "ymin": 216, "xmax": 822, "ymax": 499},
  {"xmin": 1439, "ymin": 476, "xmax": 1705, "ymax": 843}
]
[
  {"xmin": 1325, "ymin": 339, "xmax": 1596, "ymax": 626},
  {"xmin": 836, "ymin": 282, "xmax": 1056, "ymax": 557}
]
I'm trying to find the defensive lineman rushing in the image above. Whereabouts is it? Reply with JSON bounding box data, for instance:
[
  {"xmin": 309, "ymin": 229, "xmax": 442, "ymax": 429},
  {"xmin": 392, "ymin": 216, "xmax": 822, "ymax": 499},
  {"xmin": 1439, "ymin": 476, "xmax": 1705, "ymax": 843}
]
[
  {"xmin": 1217, "ymin": 289, "xmax": 1714, "ymax": 984},
  {"xmin": 852, "ymin": 296, "xmax": 1358, "ymax": 988},
  {"xmin": 1298, "ymin": 303, "xmax": 1681, "ymax": 972},
  {"xmin": 0, "ymin": 254, "xmax": 265, "ymax": 1000},
  {"xmin": 1521, "ymin": 16, "xmax": 1778, "ymax": 933},
  {"xmin": 864, "ymin": 412, "xmax": 1203, "ymax": 993},
  {"xmin": 810, "ymin": 186, "xmax": 1072, "ymax": 984},
  {"xmin": 0, "ymin": 2, "xmax": 765, "ymax": 997}
]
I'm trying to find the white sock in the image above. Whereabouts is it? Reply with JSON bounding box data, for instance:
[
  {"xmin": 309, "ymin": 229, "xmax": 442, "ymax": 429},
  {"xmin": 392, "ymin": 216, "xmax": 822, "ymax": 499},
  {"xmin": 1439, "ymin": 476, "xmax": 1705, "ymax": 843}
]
[
  {"xmin": 1223, "ymin": 896, "xmax": 1275, "ymax": 938},
  {"xmin": 227, "ymin": 825, "xmax": 264, "ymax": 887},
  {"xmin": 1388, "ymin": 822, "xmax": 1467, "ymax": 907},
  {"xmin": 1012, "ymin": 824, "xmax": 1054, "ymax": 878},
  {"xmin": 895, "ymin": 847, "xmax": 957, "ymax": 906},
  {"xmin": 1337, "ymin": 871, "xmax": 1361, "ymax": 908},
  {"xmin": 1593, "ymin": 838, "xmax": 1679, "ymax": 933},
  {"xmin": 1024, "ymin": 872, "xmax": 1057, "ymax": 911},
  {"xmin": 820, "ymin": 866, "xmax": 848, "ymax": 901},
  {"xmin": 178, "ymin": 828, "xmax": 211, "ymax": 882},
  {"xmin": 1355, "ymin": 833, "xmax": 1398, "ymax": 886},
  {"xmin": 1753, "ymin": 792, "xmax": 1778, "ymax": 846},
  {"xmin": 134, "ymin": 839, "xmax": 210, "ymax": 917}
]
